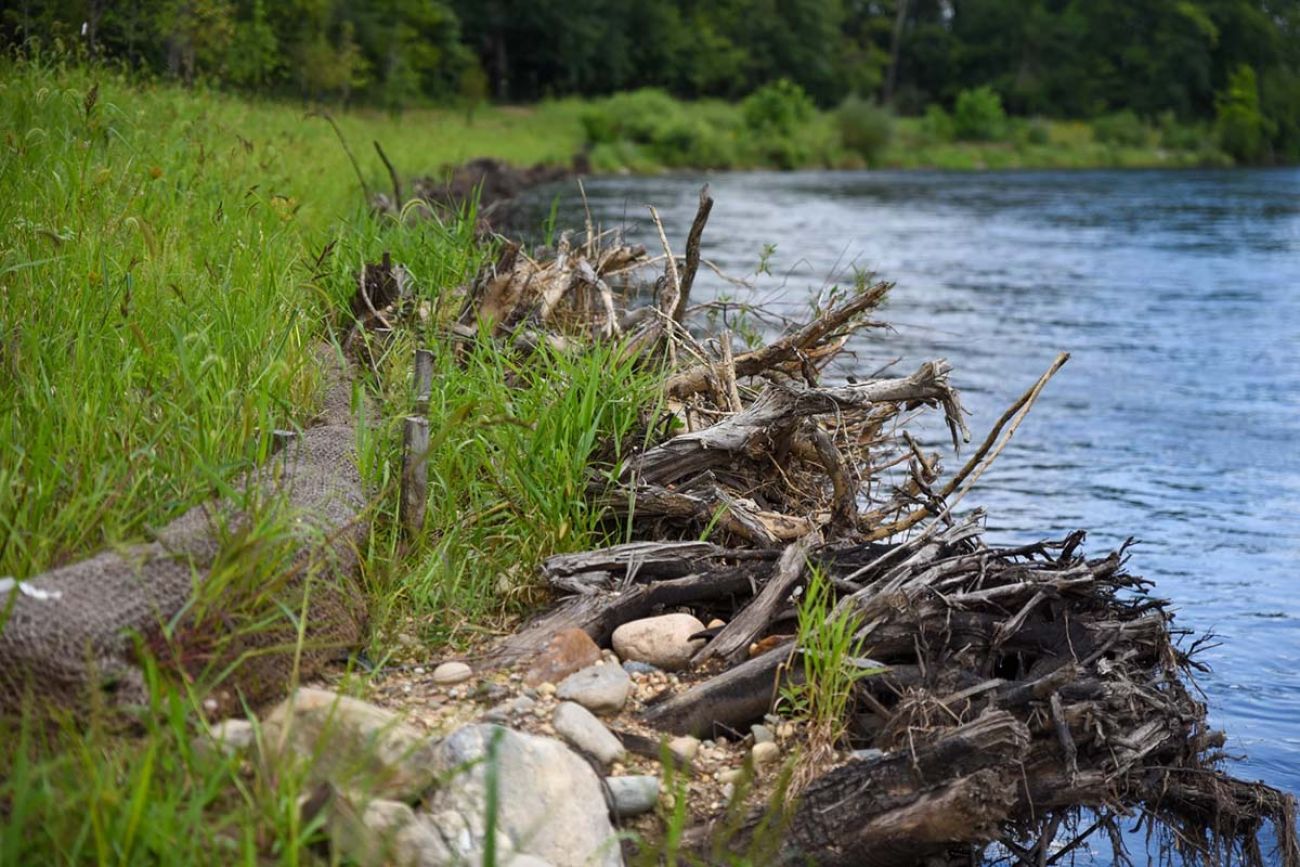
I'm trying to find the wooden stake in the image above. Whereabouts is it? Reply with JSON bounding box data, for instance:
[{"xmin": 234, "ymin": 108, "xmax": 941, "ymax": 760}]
[
  {"xmin": 402, "ymin": 416, "xmax": 429, "ymax": 534},
  {"xmin": 413, "ymin": 348, "xmax": 433, "ymax": 416}
]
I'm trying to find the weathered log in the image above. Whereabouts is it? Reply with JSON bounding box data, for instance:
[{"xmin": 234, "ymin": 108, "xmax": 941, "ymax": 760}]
[
  {"xmin": 695, "ymin": 531, "xmax": 820, "ymax": 665},
  {"xmin": 638, "ymin": 642, "xmax": 798, "ymax": 738}
]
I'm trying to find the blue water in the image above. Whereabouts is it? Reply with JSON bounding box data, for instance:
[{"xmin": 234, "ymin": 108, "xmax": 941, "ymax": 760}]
[{"xmin": 523, "ymin": 168, "xmax": 1300, "ymax": 807}]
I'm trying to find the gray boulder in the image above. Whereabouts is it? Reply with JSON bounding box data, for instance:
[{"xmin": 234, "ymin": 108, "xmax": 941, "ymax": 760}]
[{"xmin": 422, "ymin": 724, "xmax": 623, "ymax": 867}]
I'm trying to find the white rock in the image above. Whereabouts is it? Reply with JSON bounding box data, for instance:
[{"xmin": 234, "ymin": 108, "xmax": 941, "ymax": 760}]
[
  {"xmin": 556, "ymin": 663, "xmax": 631, "ymax": 715},
  {"xmin": 260, "ymin": 688, "xmax": 437, "ymax": 801},
  {"xmin": 197, "ymin": 718, "xmax": 255, "ymax": 758},
  {"xmin": 606, "ymin": 776, "xmax": 660, "ymax": 817},
  {"xmin": 752, "ymin": 741, "xmax": 780, "ymax": 766},
  {"xmin": 611, "ymin": 614, "xmax": 707, "ymax": 671},
  {"xmin": 422, "ymin": 724, "xmax": 622, "ymax": 867},
  {"xmin": 750, "ymin": 724, "xmax": 774, "ymax": 745},
  {"xmin": 553, "ymin": 702, "xmax": 625, "ymax": 766},
  {"xmin": 667, "ymin": 735, "xmax": 700, "ymax": 764},
  {"xmin": 433, "ymin": 661, "xmax": 473, "ymax": 685}
]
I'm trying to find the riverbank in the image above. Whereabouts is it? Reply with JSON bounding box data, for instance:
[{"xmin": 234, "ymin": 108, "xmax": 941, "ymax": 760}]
[{"xmin": 3, "ymin": 60, "xmax": 1294, "ymax": 865}]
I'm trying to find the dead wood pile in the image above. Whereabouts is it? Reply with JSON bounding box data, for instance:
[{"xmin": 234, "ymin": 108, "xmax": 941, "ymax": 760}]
[{"xmin": 446, "ymin": 188, "xmax": 1297, "ymax": 866}]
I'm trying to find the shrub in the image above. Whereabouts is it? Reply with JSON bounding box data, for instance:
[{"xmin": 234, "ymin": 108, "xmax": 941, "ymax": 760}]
[
  {"xmin": 1013, "ymin": 117, "xmax": 1051, "ymax": 147},
  {"xmin": 1216, "ymin": 65, "xmax": 1274, "ymax": 163},
  {"xmin": 1092, "ymin": 110, "xmax": 1150, "ymax": 147},
  {"xmin": 579, "ymin": 88, "xmax": 682, "ymax": 146},
  {"xmin": 953, "ymin": 85, "xmax": 1006, "ymax": 141},
  {"xmin": 835, "ymin": 95, "xmax": 893, "ymax": 163},
  {"xmin": 742, "ymin": 78, "xmax": 816, "ymax": 137},
  {"xmin": 921, "ymin": 104, "xmax": 955, "ymax": 142},
  {"xmin": 1156, "ymin": 110, "xmax": 1210, "ymax": 151}
]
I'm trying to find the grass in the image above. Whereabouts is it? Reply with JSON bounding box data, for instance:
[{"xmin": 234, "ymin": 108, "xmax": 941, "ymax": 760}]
[
  {"xmin": 0, "ymin": 55, "xmax": 659, "ymax": 864},
  {"xmin": 777, "ymin": 565, "xmax": 882, "ymax": 789}
]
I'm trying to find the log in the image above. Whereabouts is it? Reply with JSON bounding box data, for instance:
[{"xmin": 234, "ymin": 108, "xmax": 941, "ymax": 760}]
[{"xmin": 639, "ymin": 642, "xmax": 799, "ymax": 737}]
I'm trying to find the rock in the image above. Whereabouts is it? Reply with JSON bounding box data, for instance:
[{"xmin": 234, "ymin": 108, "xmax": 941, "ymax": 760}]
[
  {"xmin": 717, "ymin": 767, "xmax": 743, "ymax": 784},
  {"xmin": 606, "ymin": 776, "xmax": 660, "ymax": 817},
  {"xmin": 721, "ymin": 782, "xmax": 736, "ymax": 802},
  {"xmin": 667, "ymin": 735, "xmax": 700, "ymax": 764},
  {"xmin": 537, "ymin": 682, "xmax": 556, "ymax": 697},
  {"xmin": 261, "ymin": 688, "xmax": 437, "ymax": 801},
  {"xmin": 621, "ymin": 660, "xmax": 659, "ymax": 676},
  {"xmin": 553, "ymin": 702, "xmax": 625, "ymax": 765},
  {"xmin": 752, "ymin": 741, "xmax": 780, "ymax": 767},
  {"xmin": 422, "ymin": 724, "xmax": 622, "ymax": 867},
  {"xmin": 483, "ymin": 696, "xmax": 535, "ymax": 724},
  {"xmin": 197, "ymin": 718, "xmax": 255, "ymax": 758},
  {"xmin": 523, "ymin": 628, "xmax": 603, "ymax": 687},
  {"xmin": 555, "ymin": 663, "xmax": 631, "ymax": 714},
  {"xmin": 433, "ymin": 661, "xmax": 473, "ymax": 685},
  {"xmin": 611, "ymin": 614, "xmax": 706, "ymax": 671},
  {"xmin": 852, "ymin": 747, "xmax": 886, "ymax": 762},
  {"xmin": 319, "ymin": 787, "xmax": 456, "ymax": 867},
  {"xmin": 706, "ymin": 618, "xmax": 726, "ymax": 629},
  {"xmin": 750, "ymin": 724, "xmax": 774, "ymax": 745}
]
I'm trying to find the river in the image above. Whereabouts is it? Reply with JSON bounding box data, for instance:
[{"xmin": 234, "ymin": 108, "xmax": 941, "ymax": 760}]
[{"xmin": 517, "ymin": 167, "xmax": 1300, "ymax": 829}]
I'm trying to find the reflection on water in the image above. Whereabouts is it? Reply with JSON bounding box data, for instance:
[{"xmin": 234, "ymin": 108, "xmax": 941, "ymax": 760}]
[{"xmin": 517, "ymin": 169, "xmax": 1300, "ymax": 802}]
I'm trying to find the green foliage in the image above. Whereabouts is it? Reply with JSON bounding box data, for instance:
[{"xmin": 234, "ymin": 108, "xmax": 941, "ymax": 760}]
[
  {"xmin": 778, "ymin": 566, "xmax": 882, "ymax": 750},
  {"xmin": 741, "ymin": 79, "xmax": 819, "ymax": 169},
  {"xmin": 1216, "ymin": 64, "xmax": 1274, "ymax": 163},
  {"xmin": 921, "ymin": 104, "xmax": 955, "ymax": 142},
  {"xmin": 1092, "ymin": 109, "xmax": 1152, "ymax": 147},
  {"xmin": 835, "ymin": 94, "xmax": 894, "ymax": 163},
  {"xmin": 953, "ymin": 85, "xmax": 1006, "ymax": 141},
  {"xmin": 742, "ymin": 78, "xmax": 816, "ymax": 137}
]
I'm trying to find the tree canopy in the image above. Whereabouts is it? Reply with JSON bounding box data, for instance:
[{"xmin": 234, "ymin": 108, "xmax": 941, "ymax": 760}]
[{"xmin": 5, "ymin": 0, "xmax": 1299, "ymax": 158}]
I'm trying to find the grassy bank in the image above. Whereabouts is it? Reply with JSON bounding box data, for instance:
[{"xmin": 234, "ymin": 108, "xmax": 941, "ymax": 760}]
[{"xmin": 0, "ymin": 58, "xmax": 655, "ymax": 863}]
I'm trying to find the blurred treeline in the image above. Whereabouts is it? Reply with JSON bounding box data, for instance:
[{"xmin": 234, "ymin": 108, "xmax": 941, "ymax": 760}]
[{"xmin": 5, "ymin": 0, "xmax": 1299, "ymax": 160}]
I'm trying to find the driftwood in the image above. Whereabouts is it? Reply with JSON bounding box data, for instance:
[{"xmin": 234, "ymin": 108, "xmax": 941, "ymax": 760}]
[{"xmin": 450, "ymin": 188, "xmax": 1295, "ymax": 866}]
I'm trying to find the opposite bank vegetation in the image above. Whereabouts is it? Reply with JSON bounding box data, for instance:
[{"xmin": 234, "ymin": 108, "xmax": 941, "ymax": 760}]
[{"xmin": 1, "ymin": 58, "xmax": 1297, "ymax": 866}]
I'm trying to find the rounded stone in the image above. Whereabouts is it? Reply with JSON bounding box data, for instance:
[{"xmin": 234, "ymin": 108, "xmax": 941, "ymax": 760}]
[
  {"xmin": 606, "ymin": 775, "xmax": 661, "ymax": 817},
  {"xmin": 752, "ymin": 741, "xmax": 780, "ymax": 766},
  {"xmin": 433, "ymin": 661, "xmax": 473, "ymax": 685},
  {"xmin": 555, "ymin": 662, "xmax": 631, "ymax": 714},
  {"xmin": 611, "ymin": 613, "xmax": 707, "ymax": 671}
]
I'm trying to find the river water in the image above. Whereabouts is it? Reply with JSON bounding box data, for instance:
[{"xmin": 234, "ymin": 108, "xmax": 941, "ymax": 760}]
[{"xmin": 518, "ymin": 168, "xmax": 1300, "ymax": 811}]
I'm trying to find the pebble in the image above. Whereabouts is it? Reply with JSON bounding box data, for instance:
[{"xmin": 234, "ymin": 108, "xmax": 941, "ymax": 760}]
[
  {"xmin": 413, "ymin": 666, "xmax": 426, "ymax": 675},
  {"xmin": 621, "ymin": 660, "xmax": 660, "ymax": 676},
  {"xmin": 606, "ymin": 775, "xmax": 661, "ymax": 817},
  {"xmin": 556, "ymin": 662, "xmax": 631, "ymax": 714},
  {"xmin": 751, "ymin": 724, "xmax": 774, "ymax": 745},
  {"xmin": 721, "ymin": 782, "xmax": 736, "ymax": 802},
  {"xmin": 707, "ymin": 618, "xmax": 726, "ymax": 629},
  {"xmin": 668, "ymin": 735, "xmax": 700, "ymax": 764},
  {"xmin": 717, "ymin": 768, "xmax": 742, "ymax": 784},
  {"xmin": 433, "ymin": 661, "xmax": 472, "ymax": 685},
  {"xmin": 851, "ymin": 748, "xmax": 886, "ymax": 762},
  {"xmin": 537, "ymin": 682, "xmax": 556, "ymax": 697},
  {"xmin": 553, "ymin": 701, "xmax": 625, "ymax": 765},
  {"xmin": 777, "ymin": 722, "xmax": 795, "ymax": 739},
  {"xmin": 752, "ymin": 741, "xmax": 780, "ymax": 766}
]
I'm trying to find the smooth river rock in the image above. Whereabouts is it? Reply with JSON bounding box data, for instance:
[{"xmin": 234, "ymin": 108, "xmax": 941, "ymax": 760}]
[
  {"xmin": 555, "ymin": 662, "xmax": 631, "ymax": 714},
  {"xmin": 553, "ymin": 701, "xmax": 625, "ymax": 766},
  {"xmin": 524, "ymin": 627, "xmax": 603, "ymax": 687},
  {"xmin": 606, "ymin": 775, "xmax": 660, "ymax": 817},
  {"xmin": 260, "ymin": 687, "xmax": 437, "ymax": 801},
  {"xmin": 432, "ymin": 661, "xmax": 473, "ymax": 685},
  {"xmin": 422, "ymin": 724, "xmax": 623, "ymax": 867},
  {"xmin": 611, "ymin": 613, "xmax": 707, "ymax": 670}
]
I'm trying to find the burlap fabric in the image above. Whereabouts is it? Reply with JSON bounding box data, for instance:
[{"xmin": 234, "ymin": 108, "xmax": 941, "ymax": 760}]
[{"xmin": 0, "ymin": 348, "xmax": 369, "ymax": 713}]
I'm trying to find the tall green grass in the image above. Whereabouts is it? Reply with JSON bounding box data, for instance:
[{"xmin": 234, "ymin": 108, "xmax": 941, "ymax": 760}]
[{"xmin": 0, "ymin": 56, "xmax": 660, "ymax": 864}]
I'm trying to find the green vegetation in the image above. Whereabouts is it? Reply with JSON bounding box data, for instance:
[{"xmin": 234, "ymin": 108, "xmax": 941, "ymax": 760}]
[
  {"xmin": 577, "ymin": 83, "xmax": 1228, "ymax": 172},
  {"xmin": 0, "ymin": 58, "xmax": 657, "ymax": 863},
  {"xmin": 778, "ymin": 566, "xmax": 881, "ymax": 786},
  {"xmin": 9, "ymin": 0, "xmax": 1300, "ymax": 163}
]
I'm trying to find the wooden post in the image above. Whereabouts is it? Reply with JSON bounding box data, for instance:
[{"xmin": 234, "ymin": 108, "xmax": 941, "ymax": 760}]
[
  {"xmin": 402, "ymin": 347, "xmax": 434, "ymax": 534},
  {"xmin": 413, "ymin": 348, "xmax": 433, "ymax": 416},
  {"xmin": 402, "ymin": 415, "xmax": 429, "ymax": 534}
]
